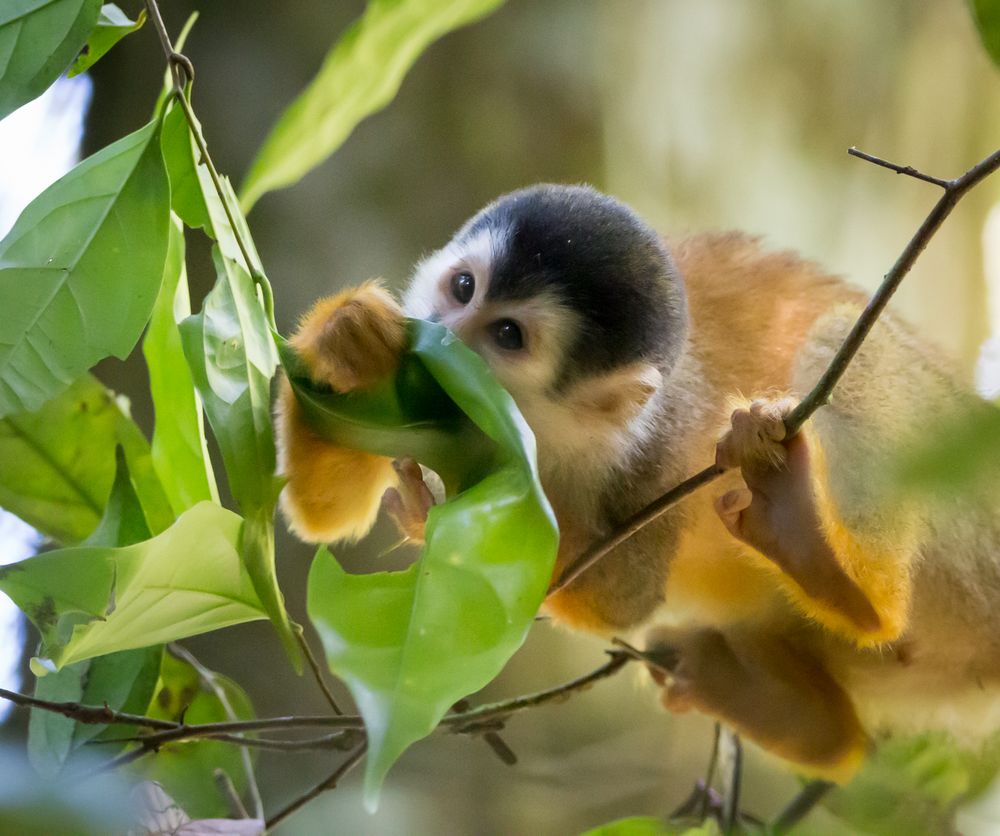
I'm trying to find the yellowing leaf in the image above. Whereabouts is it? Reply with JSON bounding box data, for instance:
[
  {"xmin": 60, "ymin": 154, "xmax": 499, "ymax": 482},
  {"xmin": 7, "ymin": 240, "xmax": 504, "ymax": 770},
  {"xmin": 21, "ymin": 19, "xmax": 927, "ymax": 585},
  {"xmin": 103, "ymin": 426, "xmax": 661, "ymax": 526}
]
[{"xmin": 0, "ymin": 502, "xmax": 267, "ymax": 672}]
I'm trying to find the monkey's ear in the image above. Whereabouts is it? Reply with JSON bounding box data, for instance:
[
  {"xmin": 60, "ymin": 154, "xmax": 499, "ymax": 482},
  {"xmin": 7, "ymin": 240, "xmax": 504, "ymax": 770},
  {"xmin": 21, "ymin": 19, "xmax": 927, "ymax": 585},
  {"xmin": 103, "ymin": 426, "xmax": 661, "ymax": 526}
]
[{"xmin": 566, "ymin": 362, "xmax": 662, "ymax": 423}]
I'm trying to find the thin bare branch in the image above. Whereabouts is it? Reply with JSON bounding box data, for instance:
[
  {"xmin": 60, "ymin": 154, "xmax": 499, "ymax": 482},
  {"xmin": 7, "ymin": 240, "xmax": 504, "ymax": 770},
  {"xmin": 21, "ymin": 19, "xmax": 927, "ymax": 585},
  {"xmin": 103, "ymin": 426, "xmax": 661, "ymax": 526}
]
[
  {"xmin": 0, "ymin": 687, "xmax": 176, "ymax": 730},
  {"xmin": 265, "ymin": 743, "xmax": 368, "ymax": 830},
  {"xmin": 295, "ymin": 627, "xmax": 344, "ymax": 714},
  {"xmin": 847, "ymin": 147, "xmax": 951, "ymax": 188},
  {"xmin": 550, "ymin": 143, "xmax": 1000, "ymax": 594}
]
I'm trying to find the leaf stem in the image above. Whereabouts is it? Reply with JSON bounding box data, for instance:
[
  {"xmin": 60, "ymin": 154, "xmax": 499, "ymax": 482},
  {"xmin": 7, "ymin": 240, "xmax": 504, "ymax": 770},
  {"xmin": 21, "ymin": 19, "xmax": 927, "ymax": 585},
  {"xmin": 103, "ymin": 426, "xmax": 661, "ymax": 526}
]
[{"xmin": 143, "ymin": 0, "xmax": 277, "ymax": 332}]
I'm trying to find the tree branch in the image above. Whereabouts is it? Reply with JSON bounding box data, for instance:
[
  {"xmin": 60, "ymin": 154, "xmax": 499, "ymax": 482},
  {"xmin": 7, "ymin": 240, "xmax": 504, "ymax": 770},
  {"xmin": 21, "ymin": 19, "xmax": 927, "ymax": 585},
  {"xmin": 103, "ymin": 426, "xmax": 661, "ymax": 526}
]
[
  {"xmin": 3, "ymin": 652, "xmax": 631, "ymax": 762},
  {"xmin": 265, "ymin": 743, "xmax": 368, "ymax": 830},
  {"xmin": 551, "ymin": 144, "xmax": 1000, "ymax": 594}
]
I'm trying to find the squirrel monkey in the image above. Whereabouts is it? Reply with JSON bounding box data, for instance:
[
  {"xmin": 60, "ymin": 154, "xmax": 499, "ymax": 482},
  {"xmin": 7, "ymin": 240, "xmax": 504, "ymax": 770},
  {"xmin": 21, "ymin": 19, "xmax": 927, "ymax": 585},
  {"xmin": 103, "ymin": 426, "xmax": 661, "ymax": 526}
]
[{"xmin": 277, "ymin": 184, "xmax": 1000, "ymax": 783}]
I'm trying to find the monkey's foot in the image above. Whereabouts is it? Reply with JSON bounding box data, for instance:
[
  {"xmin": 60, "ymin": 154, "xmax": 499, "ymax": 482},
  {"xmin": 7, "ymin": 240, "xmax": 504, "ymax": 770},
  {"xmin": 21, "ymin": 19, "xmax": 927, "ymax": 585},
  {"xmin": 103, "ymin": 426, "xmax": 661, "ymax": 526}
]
[
  {"xmin": 291, "ymin": 281, "xmax": 407, "ymax": 393},
  {"xmin": 643, "ymin": 626, "xmax": 867, "ymax": 780},
  {"xmin": 713, "ymin": 399, "xmax": 881, "ymax": 634},
  {"xmin": 383, "ymin": 458, "xmax": 436, "ymax": 544}
]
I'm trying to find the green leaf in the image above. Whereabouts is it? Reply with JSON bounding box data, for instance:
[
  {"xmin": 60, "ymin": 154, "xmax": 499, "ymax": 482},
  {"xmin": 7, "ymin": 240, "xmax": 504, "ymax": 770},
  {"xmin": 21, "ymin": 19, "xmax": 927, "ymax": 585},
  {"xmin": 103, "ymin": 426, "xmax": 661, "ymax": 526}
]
[
  {"xmin": 0, "ymin": 374, "xmax": 172, "ymax": 544},
  {"xmin": 67, "ymin": 3, "xmax": 145, "ymax": 77},
  {"xmin": 239, "ymin": 0, "xmax": 506, "ymax": 210},
  {"xmin": 143, "ymin": 213, "xmax": 219, "ymax": 514},
  {"xmin": 894, "ymin": 402, "xmax": 1000, "ymax": 494},
  {"xmin": 0, "ymin": 118, "xmax": 170, "ymax": 417},
  {"xmin": 970, "ymin": 0, "xmax": 1000, "ymax": 68},
  {"xmin": 133, "ymin": 652, "xmax": 255, "ymax": 819},
  {"xmin": 28, "ymin": 645, "xmax": 161, "ymax": 778},
  {"xmin": 0, "ymin": 502, "xmax": 267, "ymax": 672},
  {"xmin": 824, "ymin": 733, "xmax": 1000, "ymax": 835},
  {"xmin": 296, "ymin": 319, "xmax": 558, "ymax": 806},
  {"xmin": 162, "ymin": 99, "xmax": 266, "ymax": 279},
  {"xmin": 0, "ymin": 0, "xmax": 101, "ymax": 120},
  {"xmin": 180, "ymin": 248, "xmax": 297, "ymax": 667},
  {"xmin": 28, "ymin": 451, "xmax": 163, "ymax": 777}
]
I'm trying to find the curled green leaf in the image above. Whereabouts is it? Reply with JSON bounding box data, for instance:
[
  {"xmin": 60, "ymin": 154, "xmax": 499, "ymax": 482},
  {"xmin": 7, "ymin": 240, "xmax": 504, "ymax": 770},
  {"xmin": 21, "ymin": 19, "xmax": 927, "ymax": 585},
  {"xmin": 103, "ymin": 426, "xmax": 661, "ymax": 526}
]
[{"xmin": 289, "ymin": 319, "xmax": 558, "ymax": 806}]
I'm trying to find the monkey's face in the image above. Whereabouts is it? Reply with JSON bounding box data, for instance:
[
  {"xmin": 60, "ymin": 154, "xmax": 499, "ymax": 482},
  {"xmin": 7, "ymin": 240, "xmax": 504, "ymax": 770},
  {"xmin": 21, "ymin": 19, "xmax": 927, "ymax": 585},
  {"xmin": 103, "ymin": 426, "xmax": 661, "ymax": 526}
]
[{"xmin": 403, "ymin": 184, "xmax": 687, "ymax": 478}]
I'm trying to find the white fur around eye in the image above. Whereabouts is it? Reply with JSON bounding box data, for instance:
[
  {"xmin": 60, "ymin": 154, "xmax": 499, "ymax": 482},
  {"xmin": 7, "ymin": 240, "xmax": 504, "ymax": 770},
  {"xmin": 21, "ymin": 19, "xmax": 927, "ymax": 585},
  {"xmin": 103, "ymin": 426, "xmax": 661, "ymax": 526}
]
[{"xmin": 402, "ymin": 225, "xmax": 510, "ymax": 318}]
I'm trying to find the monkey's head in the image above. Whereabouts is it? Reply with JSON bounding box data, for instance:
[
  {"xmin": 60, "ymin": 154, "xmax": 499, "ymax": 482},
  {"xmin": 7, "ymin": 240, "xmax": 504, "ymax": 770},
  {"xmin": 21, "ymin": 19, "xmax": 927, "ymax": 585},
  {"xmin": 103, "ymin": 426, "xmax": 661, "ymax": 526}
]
[{"xmin": 403, "ymin": 184, "xmax": 688, "ymax": 479}]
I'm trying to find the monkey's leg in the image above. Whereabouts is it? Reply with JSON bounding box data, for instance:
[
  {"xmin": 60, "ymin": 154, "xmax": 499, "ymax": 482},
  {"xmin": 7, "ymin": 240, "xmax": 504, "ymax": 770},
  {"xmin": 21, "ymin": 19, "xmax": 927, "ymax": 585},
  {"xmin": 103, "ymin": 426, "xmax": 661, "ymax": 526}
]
[
  {"xmin": 646, "ymin": 625, "xmax": 867, "ymax": 782},
  {"xmin": 278, "ymin": 282, "xmax": 407, "ymax": 543},
  {"xmin": 715, "ymin": 396, "xmax": 911, "ymax": 645}
]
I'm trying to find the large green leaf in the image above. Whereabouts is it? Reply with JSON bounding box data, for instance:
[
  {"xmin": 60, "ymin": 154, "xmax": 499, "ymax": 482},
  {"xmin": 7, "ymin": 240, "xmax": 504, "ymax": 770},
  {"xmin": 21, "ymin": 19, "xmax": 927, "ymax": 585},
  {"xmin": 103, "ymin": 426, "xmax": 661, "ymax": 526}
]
[
  {"xmin": 0, "ymin": 374, "xmax": 172, "ymax": 544},
  {"xmin": 970, "ymin": 0, "xmax": 1000, "ymax": 68},
  {"xmin": 67, "ymin": 3, "xmax": 145, "ymax": 78},
  {"xmin": 180, "ymin": 248, "xmax": 297, "ymax": 665},
  {"xmin": 0, "ymin": 502, "xmax": 267, "ymax": 672},
  {"xmin": 0, "ymin": 0, "xmax": 101, "ymax": 120},
  {"xmin": 143, "ymin": 213, "xmax": 218, "ymax": 514},
  {"xmin": 239, "ymin": 0, "xmax": 506, "ymax": 210},
  {"xmin": 0, "ymin": 118, "xmax": 170, "ymax": 417},
  {"xmin": 133, "ymin": 652, "xmax": 255, "ymax": 819},
  {"xmin": 294, "ymin": 319, "xmax": 558, "ymax": 806}
]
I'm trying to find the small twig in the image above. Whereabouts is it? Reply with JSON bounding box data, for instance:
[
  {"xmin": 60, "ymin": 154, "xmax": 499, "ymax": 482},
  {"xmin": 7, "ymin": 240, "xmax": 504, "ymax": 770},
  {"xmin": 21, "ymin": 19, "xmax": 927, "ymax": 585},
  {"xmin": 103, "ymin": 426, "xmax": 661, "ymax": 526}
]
[
  {"xmin": 168, "ymin": 644, "xmax": 263, "ymax": 819},
  {"xmin": 719, "ymin": 729, "xmax": 743, "ymax": 835},
  {"xmin": 295, "ymin": 627, "xmax": 343, "ymax": 715},
  {"xmin": 440, "ymin": 650, "xmax": 630, "ymax": 731},
  {"xmin": 0, "ymin": 687, "xmax": 176, "ymax": 730},
  {"xmin": 771, "ymin": 780, "xmax": 835, "ymax": 834},
  {"xmin": 847, "ymin": 147, "xmax": 951, "ymax": 189},
  {"xmin": 92, "ymin": 730, "xmax": 360, "ymax": 753},
  {"xmin": 700, "ymin": 723, "xmax": 722, "ymax": 820},
  {"xmin": 214, "ymin": 769, "xmax": 250, "ymax": 820},
  {"xmin": 265, "ymin": 742, "xmax": 368, "ymax": 830},
  {"xmin": 550, "ymin": 143, "xmax": 1000, "ymax": 594},
  {"xmin": 452, "ymin": 699, "xmax": 518, "ymax": 766}
]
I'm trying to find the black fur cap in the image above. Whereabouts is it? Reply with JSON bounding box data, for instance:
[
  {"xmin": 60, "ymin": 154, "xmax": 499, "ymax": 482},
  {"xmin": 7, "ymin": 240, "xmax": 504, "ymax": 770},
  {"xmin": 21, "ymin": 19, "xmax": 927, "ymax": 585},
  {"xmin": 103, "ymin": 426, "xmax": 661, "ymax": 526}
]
[{"xmin": 456, "ymin": 184, "xmax": 688, "ymax": 386}]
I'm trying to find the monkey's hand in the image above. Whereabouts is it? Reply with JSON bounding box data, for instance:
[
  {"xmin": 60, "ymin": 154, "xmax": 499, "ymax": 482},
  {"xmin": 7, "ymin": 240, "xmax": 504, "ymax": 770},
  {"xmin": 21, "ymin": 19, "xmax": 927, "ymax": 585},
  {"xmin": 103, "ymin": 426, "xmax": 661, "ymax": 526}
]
[
  {"xmin": 278, "ymin": 282, "xmax": 406, "ymax": 544},
  {"xmin": 644, "ymin": 625, "xmax": 866, "ymax": 781},
  {"xmin": 714, "ymin": 398, "xmax": 885, "ymax": 640},
  {"xmin": 383, "ymin": 458, "xmax": 436, "ymax": 544},
  {"xmin": 290, "ymin": 280, "xmax": 407, "ymax": 393}
]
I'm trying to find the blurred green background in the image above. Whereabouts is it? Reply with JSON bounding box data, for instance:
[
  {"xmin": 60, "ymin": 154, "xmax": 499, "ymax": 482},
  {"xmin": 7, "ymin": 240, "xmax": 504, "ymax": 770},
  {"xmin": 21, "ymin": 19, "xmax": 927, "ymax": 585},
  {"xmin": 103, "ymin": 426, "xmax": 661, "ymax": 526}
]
[{"xmin": 9, "ymin": 0, "xmax": 1000, "ymax": 833}]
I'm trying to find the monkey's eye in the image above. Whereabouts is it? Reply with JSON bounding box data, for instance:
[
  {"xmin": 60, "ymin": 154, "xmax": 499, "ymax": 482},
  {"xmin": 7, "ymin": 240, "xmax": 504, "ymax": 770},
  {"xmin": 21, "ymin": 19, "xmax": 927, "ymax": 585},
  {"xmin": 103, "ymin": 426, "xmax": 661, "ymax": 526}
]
[
  {"xmin": 450, "ymin": 271, "xmax": 475, "ymax": 304},
  {"xmin": 491, "ymin": 319, "xmax": 524, "ymax": 351}
]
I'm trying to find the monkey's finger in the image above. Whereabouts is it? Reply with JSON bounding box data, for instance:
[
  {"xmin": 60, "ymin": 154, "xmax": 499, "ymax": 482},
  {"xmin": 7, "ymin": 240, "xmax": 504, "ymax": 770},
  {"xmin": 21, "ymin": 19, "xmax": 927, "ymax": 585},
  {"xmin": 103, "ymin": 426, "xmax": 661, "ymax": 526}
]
[
  {"xmin": 392, "ymin": 458, "xmax": 436, "ymax": 517},
  {"xmin": 714, "ymin": 488, "xmax": 753, "ymax": 539}
]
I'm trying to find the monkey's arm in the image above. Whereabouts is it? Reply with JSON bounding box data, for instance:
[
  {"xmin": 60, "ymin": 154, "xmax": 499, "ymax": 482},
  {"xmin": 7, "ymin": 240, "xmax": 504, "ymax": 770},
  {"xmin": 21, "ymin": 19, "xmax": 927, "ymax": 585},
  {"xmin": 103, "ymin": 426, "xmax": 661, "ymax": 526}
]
[
  {"xmin": 277, "ymin": 282, "xmax": 406, "ymax": 543},
  {"xmin": 716, "ymin": 307, "xmax": 947, "ymax": 646}
]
